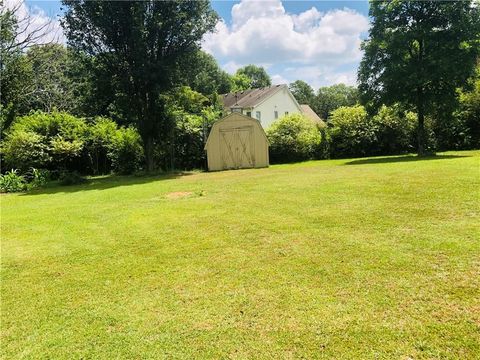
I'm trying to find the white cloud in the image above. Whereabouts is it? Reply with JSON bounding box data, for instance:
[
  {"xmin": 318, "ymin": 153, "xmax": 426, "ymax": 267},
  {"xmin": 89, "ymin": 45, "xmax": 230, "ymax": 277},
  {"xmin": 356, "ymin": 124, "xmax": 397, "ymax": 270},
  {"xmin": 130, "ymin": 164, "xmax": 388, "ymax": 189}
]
[
  {"xmin": 280, "ymin": 65, "xmax": 359, "ymax": 88},
  {"xmin": 202, "ymin": 0, "xmax": 369, "ymax": 87},
  {"xmin": 271, "ymin": 73, "xmax": 289, "ymax": 85},
  {"xmin": 292, "ymin": 7, "xmax": 322, "ymax": 32},
  {"xmin": 223, "ymin": 60, "xmax": 242, "ymax": 73},
  {"xmin": 4, "ymin": 0, "xmax": 65, "ymax": 47}
]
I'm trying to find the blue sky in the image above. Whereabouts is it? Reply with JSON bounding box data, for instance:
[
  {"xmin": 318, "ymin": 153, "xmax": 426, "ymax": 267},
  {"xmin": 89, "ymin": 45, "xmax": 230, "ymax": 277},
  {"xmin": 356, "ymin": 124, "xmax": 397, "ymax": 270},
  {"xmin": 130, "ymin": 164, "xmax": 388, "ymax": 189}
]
[{"xmin": 23, "ymin": 0, "xmax": 371, "ymax": 88}]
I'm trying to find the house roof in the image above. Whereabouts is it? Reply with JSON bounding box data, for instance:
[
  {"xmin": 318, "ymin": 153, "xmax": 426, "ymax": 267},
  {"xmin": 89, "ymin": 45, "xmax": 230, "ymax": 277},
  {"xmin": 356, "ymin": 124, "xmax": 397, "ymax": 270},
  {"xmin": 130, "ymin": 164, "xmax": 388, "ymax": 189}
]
[
  {"xmin": 222, "ymin": 84, "xmax": 286, "ymax": 109},
  {"xmin": 300, "ymin": 104, "xmax": 326, "ymax": 127}
]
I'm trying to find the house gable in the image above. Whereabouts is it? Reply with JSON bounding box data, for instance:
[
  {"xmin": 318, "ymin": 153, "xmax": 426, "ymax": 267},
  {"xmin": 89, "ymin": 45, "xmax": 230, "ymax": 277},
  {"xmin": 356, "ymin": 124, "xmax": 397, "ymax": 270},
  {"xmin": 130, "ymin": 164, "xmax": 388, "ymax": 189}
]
[{"xmin": 221, "ymin": 84, "xmax": 304, "ymax": 129}]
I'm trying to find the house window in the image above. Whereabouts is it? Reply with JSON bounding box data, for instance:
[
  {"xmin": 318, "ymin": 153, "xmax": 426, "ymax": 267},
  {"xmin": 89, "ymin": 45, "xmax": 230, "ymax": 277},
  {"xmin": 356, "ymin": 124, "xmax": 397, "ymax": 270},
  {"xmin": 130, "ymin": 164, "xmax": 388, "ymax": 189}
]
[
  {"xmin": 256, "ymin": 111, "xmax": 261, "ymax": 122},
  {"xmin": 246, "ymin": 111, "xmax": 252, "ymax": 117},
  {"xmin": 274, "ymin": 110, "xmax": 278, "ymax": 119},
  {"xmin": 285, "ymin": 111, "xmax": 289, "ymax": 115}
]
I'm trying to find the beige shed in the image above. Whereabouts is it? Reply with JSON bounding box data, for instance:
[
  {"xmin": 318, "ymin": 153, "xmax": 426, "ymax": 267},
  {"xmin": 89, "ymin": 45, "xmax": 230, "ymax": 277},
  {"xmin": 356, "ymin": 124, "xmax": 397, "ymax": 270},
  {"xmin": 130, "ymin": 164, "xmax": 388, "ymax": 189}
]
[{"xmin": 204, "ymin": 113, "xmax": 269, "ymax": 171}]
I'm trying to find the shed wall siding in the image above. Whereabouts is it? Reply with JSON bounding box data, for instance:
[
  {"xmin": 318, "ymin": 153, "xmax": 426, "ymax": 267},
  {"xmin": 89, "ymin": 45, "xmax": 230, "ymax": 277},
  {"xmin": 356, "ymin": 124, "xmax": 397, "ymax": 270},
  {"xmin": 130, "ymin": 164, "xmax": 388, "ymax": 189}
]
[{"xmin": 205, "ymin": 114, "xmax": 269, "ymax": 171}]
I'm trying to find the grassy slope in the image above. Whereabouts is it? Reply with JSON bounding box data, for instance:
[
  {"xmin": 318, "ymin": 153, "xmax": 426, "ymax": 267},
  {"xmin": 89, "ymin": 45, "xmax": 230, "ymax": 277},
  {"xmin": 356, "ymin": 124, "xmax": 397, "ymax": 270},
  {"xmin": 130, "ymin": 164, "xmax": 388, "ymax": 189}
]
[{"xmin": 1, "ymin": 151, "xmax": 479, "ymax": 359}]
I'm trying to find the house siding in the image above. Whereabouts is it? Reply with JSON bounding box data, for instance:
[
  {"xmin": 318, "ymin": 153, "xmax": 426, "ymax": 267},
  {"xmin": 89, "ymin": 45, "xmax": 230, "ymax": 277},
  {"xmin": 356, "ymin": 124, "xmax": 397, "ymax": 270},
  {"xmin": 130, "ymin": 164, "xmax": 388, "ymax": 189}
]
[{"xmin": 251, "ymin": 87, "xmax": 302, "ymax": 129}]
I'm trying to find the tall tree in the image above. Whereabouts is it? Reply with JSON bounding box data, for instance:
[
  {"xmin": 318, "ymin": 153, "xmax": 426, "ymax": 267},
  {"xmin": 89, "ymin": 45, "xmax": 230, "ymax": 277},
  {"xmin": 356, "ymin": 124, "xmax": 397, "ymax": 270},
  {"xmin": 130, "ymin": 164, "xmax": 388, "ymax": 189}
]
[
  {"xmin": 359, "ymin": 1, "xmax": 480, "ymax": 155},
  {"xmin": 1, "ymin": 3, "xmax": 60, "ymax": 131},
  {"xmin": 185, "ymin": 51, "xmax": 232, "ymax": 95},
  {"xmin": 289, "ymin": 80, "xmax": 315, "ymax": 105},
  {"xmin": 24, "ymin": 44, "xmax": 78, "ymax": 113},
  {"xmin": 315, "ymin": 84, "xmax": 359, "ymax": 120},
  {"xmin": 235, "ymin": 64, "xmax": 271, "ymax": 89},
  {"xmin": 231, "ymin": 73, "xmax": 252, "ymax": 92},
  {"xmin": 61, "ymin": 1, "xmax": 218, "ymax": 170}
]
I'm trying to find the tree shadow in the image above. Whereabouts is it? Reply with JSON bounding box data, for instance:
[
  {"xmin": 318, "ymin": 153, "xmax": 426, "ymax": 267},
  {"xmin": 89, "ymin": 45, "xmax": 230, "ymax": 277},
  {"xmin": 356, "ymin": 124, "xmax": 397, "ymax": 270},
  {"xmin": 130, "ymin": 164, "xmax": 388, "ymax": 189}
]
[
  {"xmin": 345, "ymin": 154, "xmax": 469, "ymax": 165},
  {"xmin": 21, "ymin": 171, "xmax": 197, "ymax": 196}
]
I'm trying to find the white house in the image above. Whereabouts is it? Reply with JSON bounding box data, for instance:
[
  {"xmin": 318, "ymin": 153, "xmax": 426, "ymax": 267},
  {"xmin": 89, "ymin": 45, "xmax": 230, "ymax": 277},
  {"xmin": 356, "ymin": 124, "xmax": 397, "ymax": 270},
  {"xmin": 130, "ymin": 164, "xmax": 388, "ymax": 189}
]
[{"xmin": 221, "ymin": 84, "xmax": 324, "ymax": 129}]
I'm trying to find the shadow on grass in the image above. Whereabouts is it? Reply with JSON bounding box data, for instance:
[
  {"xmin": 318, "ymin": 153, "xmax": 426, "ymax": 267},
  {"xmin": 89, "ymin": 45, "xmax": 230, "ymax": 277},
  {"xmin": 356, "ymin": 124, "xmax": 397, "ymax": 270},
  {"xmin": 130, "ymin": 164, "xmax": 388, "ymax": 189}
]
[
  {"xmin": 345, "ymin": 154, "xmax": 468, "ymax": 165},
  {"xmin": 21, "ymin": 171, "xmax": 197, "ymax": 196}
]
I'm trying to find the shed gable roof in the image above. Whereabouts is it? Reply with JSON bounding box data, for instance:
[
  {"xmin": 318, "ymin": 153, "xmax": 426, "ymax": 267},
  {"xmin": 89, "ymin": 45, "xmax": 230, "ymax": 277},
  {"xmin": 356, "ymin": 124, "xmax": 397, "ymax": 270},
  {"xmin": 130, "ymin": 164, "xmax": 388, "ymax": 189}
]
[{"xmin": 204, "ymin": 112, "xmax": 268, "ymax": 150}]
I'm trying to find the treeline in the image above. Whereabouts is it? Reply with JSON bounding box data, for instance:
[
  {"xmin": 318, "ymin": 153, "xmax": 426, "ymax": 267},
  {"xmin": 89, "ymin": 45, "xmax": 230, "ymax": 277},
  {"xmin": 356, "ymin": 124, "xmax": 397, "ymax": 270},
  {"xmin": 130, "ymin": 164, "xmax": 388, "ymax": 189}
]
[{"xmin": 288, "ymin": 72, "xmax": 480, "ymax": 158}]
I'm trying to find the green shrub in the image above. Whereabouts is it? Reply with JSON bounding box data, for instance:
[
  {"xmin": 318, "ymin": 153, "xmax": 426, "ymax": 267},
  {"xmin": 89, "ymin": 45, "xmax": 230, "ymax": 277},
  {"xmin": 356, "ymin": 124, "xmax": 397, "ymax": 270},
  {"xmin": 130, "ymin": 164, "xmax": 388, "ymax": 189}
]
[
  {"xmin": 108, "ymin": 127, "xmax": 144, "ymax": 174},
  {"xmin": 1, "ymin": 130, "xmax": 50, "ymax": 171},
  {"xmin": 328, "ymin": 105, "xmax": 376, "ymax": 158},
  {"xmin": 0, "ymin": 169, "xmax": 26, "ymax": 193},
  {"xmin": 328, "ymin": 105, "xmax": 431, "ymax": 157},
  {"xmin": 267, "ymin": 114, "xmax": 323, "ymax": 163},
  {"xmin": 2, "ymin": 112, "xmax": 145, "ymax": 175},
  {"xmin": 49, "ymin": 136, "xmax": 84, "ymax": 162},
  {"xmin": 8, "ymin": 111, "xmax": 87, "ymax": 140},
  {"xmin": 2, "ymin": 111, "xmax": 87, "ymax": 171},
  {"xmin": 25, "ymin": 168, "xmax": 50, "ymax": 189}
]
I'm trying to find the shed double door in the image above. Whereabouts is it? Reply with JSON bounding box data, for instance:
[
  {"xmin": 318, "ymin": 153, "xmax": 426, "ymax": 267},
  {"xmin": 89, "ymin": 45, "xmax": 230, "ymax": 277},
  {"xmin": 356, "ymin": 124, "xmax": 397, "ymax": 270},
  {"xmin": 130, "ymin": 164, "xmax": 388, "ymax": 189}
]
[{"xmin": 220, "ymin": 126, "xmax": 255, "ymax": 169}]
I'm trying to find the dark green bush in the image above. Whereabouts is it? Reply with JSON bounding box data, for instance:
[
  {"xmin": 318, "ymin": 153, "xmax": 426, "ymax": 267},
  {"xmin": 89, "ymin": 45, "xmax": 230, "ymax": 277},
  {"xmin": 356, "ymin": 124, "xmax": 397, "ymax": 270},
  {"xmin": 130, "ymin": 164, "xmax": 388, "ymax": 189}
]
[
  {"xmin": 434, "ymin": 75, "xmax": 480, "ymax": 150},
  {"xmin": 372, "ymin": 105, "xmax": 416, "ymax": 155},
  {"xmin": 266, "ymin": 114, "xmax": 323, "ymax": 163}
]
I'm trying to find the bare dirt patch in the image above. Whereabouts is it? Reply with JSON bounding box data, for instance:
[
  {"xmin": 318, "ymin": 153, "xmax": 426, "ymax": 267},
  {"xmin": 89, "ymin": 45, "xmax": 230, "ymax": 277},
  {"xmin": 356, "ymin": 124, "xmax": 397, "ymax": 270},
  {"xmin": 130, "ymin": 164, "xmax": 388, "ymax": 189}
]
[{"xmin": 165, "ymin": 191, "xmax": 193, "ymax": 199}]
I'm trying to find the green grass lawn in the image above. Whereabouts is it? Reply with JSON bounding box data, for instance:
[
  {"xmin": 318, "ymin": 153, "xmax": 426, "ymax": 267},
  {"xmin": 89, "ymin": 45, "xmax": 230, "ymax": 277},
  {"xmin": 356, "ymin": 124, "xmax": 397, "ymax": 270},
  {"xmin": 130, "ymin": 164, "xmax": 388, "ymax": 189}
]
[{"xmin": 2, "ymin": 151, "xmax": 479, "ymax": 359}]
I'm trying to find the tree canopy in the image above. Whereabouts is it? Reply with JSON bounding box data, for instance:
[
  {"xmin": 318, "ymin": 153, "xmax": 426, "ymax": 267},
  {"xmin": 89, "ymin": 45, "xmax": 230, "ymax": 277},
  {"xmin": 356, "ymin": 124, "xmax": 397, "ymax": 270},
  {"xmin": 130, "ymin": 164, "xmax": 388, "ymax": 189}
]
[
  {"xmin": 315, "ymin": 84, "xmax": 359, "ymax": 120},
  {"xmin": 185, "ymin": 51, "xmax": 232, "ymax": 95},
  {"xmin": 289, "ymin": 80, "xmax": 315, "ymax": 106},
  {"xmin": 61, "ymin": 0, "xmax": 218, "ymax": 170},
  {"xmin": 235, "ymin": 64, "xmax": 272, "ymax": 89},
  {"xmin": 359, "ymin": 0, "xmax": 480, "ymax": 155}
]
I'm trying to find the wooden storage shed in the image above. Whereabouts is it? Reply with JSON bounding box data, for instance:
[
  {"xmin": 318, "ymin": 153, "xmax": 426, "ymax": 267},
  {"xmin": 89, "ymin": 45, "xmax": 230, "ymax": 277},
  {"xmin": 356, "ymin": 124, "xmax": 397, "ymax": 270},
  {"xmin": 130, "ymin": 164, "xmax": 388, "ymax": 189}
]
[{"xmin": 204, "ymin": 113, "xmax": 269, "ymax": 171}]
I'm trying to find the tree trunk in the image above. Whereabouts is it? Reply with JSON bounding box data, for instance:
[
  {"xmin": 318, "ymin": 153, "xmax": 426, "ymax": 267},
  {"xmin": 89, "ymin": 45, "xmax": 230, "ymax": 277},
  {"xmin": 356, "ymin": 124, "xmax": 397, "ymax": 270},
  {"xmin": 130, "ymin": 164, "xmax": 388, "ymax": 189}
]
[
  {"xmin": 417, "ymin": 94, "xmax": 426, "ymax": 156},
  {"xmin": 416, "ymin": 38, "xmax": 427, "ymax": 157},
  {"xmin": 144, "ymin": 135, "xmax": 155, "ymax": 172},
  {"xmin": 416, "ymin": 81, "xmax": 427, "ymax": 156}
]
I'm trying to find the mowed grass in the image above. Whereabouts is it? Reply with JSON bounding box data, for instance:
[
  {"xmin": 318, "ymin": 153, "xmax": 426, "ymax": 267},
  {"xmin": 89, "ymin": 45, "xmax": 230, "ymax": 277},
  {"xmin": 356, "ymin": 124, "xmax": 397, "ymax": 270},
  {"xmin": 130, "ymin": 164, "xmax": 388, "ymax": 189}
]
[{"xmin": 1, "ymin": 151, "xmax": 479, "ymax": 359}]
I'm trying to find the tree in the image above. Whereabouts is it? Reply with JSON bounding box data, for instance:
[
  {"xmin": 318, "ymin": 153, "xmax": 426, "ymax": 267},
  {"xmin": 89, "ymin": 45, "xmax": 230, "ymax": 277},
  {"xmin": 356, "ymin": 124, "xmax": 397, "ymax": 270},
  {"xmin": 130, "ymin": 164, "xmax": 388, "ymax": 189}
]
[
  {"xmin": 359, "ymin": 1, "xmax": 480, "ymax": 155},
  {"xmin": 61, "ymin": 1, "xmax": 218, "ymax": 171},
  {"xmin": 24, "ymin": 44, "xmax": 79, "ymax": 113},
  {"xmin": 1, "ymin": 43, "xmax": 98, "ymax": 133},
  {"xmin": 1, "ymin": 1, "xmax": 60, "ymax": 56},
  {"xmin": 1, "ymin": 4, "xmax": 61, "ymax": 131},
  {"xmin": 314, "ymin": 84, "xmax": 359, "ymax": 120},
  {"xmin": 231, "ymin": 73, "xmax": 252, "ymax": 92},
  {"xmin": 185, "ymin": 51, "xmax": 232, "ymax": 95},
  {"xmin": 235, "ymin": 64, "xmax": 271, "ymax": 89},
  {"xmin": 289, "ymin": 80, "xmax": 315, "ymax": 105},
  {"xmin": 436, "ymin": 63, "xmax": 480, "ymax": 150}
]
